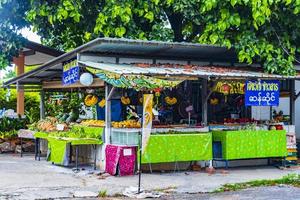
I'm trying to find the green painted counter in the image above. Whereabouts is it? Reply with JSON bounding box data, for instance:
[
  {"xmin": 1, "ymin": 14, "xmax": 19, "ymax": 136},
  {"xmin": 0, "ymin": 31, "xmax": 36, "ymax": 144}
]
[
  {"xmin": 47, "ymin": 137, "xmax": 103, "ymax": 165},
  {"xmin": 141, "ymin": 133, "xmax": 212, "ymax": 164},
  {"xmin": 34, "ymin": 126, "xmax": 104, "ymax": 165},
  {"xmin": 212, "ymin": 130, "xmax": 287, "ymax": 160}
]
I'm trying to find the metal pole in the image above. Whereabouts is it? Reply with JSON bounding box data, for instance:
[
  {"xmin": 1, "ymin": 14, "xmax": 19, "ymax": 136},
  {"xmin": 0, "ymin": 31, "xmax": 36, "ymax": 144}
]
[
  {"xmin": 138, "ymin": 130, "xmax": 142, "ymax": 193},
  {"xmin": 201, "ymin": 79, "xmax": 208, "ymax": 125},
  {"xmin": 289, "ymin": 80, "xmax": 295, "ymax": 125},
  {"xmin": 20, "ymin": 137, "xmax": 23, "ymax": 157},
  {"xmin": 103, "ymin": 84, "xmax": 113, "ymax": 172},
  {"xmin": 105, "ymin": 84, "xmax": 112, "ymax": 143},
  {"xmin": 40, "ymin": 90, "xmax": 45, "ymax": 120},
  {"xmin": 75, "ymin": 146, "xmax": 79, "ymax": 171},
  {"xmin": 93, "ymin": 145, "xmax": 97, "ymax": 170}
]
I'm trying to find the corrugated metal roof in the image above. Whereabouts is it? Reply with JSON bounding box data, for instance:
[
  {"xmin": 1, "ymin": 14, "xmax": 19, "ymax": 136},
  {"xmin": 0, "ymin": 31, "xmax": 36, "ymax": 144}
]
[
  {"xmin": 79, "ymin": 61, "xmax": 300, "ymax": 79},
  {"xmin": 3, "ymin": 38, "xmax": 236, "ymax": 87},
  {"xmin": 3, "ymin": 37, "xmax": 299, "ymax": 87}
]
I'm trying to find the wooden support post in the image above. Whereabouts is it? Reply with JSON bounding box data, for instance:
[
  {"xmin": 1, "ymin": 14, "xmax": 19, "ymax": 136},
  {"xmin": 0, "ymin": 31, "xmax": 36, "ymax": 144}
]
[
  {"xmin": 201, "ymin": 78, "xmax": 208, "ymax": 126},
  {"xmin": 40, "ymin": 90, "xmax": 45, "ymax": 119},
  {"xmin": 13, "ymin": 54, "xmax": 25, "ymax": 115},
  {"xmin": 290, "ymin": 80, "xmax": 295, "ymax": 125}
]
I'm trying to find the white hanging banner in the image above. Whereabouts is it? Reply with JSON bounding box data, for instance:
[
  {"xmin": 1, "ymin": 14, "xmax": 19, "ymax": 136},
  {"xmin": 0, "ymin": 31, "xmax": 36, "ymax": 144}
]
[{"xmin": 141, "ymin": 94, "xmax": 153, "ymax": 154}]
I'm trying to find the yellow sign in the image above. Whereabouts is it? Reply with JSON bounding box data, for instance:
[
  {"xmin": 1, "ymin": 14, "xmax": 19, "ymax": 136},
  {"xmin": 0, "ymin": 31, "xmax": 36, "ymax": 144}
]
[
  {"xmin": 213, "ymin": 81, "xmax": 245, "ymax": 94},
  {"xmin": 142, "ymin": 94, "xmax": 153, "ymax": 154}
]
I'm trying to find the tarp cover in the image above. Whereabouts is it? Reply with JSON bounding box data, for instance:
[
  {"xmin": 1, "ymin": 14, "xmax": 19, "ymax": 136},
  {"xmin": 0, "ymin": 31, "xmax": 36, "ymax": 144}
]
[
  {"xmin": 141, "ymin": 133, "xmax": 212, "ymax": 164},
  {"xmin": 212, "ymin": 130, "xmax": 287, "ymax": 160}
]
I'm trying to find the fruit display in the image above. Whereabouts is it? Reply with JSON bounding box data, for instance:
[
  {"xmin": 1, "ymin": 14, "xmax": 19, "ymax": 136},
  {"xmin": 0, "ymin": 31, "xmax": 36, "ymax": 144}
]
[
  {"xmin": 80, "ymin": 120, "xmax": 105, "ymax": 127},
  {"xmin": 269, "ymin": 124, "xmax": 283, "ymax": 130},
  {"xmin": 56, "ymin": 112, "xmax": 78, "ymax": 123},
  {"xmin": 121, "ymin": 96, "xmax": 130, "ymax": 105},
  {"xmin": 35, "ymin": 117, "xmax": 58, "ymax": 132},
  {"xmin": 112, "ymin": 120, "xmax": 141, "ymax": 128},
  {"xmin": 29, "ymin": 117, "xmax": 70, "ymax": 132},
  {"xmin": 224, "ymin": 118, "xmax": 256, "ymax": 124},
  {"xmin": 98, "ymin": 98, "xmax": 106, "ymax": 108},
  {"xmin": 84, "ymin": 95, "xmax": 98, "ymax": 107},
  {"xmin": 165, "ymin": 96, "xmax": 177, "ymax": 105}
]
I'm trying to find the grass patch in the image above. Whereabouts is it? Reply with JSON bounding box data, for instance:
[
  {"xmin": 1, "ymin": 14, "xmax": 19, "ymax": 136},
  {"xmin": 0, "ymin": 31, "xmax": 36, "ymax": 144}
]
[
  {"xmin": 98, "ymin": 190, "xmax": 107, "ymax": 197},
  {"xmin": 215, "ymin": 173, "xmax": 300, "ymax": 193}
]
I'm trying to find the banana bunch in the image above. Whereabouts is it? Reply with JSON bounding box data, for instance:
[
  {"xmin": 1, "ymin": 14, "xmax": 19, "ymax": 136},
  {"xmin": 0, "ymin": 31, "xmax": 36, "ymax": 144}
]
[
  {"xmin": 165, "ymin": 96, "xmax": 177, "ymax": 105},
  {"xmin": 121, "ymin": 96, "xmax": 130, "ymax": 105},
  {"xmin": 98, "ymin": 98, "xmax": 106, "ymax": 108},
  {"xmin": 112, "ymin": 120, "xmax": 141, "ymax": 128},
  {"xmin": 210, "ymin": 98, "xmax": 219, "ymax": 105},
  {"xmin": 81, "ymin": 120, "xmax": 105, "ymax": 127},
  {"xmin": 139, "ymin": 97, "xmax": 143, "ymax": 104},
  {"xmin": 84, "ymin": 95, "xmax": 98, "ymax": 107}
]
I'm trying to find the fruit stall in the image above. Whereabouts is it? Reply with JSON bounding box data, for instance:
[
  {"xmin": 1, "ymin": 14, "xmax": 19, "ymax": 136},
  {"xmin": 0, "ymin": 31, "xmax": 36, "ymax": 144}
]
[
  {"xmin": 3, "ymin": 38, "xmax": 299, "ymax": 173},
  {"xmin": 23, "ymin": 116, "xmax": 104, "ymax": 170}
]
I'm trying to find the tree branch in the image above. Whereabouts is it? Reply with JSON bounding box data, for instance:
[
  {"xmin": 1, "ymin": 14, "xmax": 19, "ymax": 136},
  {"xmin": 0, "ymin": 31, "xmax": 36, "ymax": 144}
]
[{"xmin": 164, "ymin": 8, "xmax": 184, "ymax": 42}]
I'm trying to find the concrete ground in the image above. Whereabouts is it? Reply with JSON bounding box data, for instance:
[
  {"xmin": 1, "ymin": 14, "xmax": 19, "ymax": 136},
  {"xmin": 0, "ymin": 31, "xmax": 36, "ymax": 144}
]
[
  {"xmin": 161, "ymin": 185, "xmax": 300, "ymax": 200},
  {"xmin": 0, "ymin": 154, "xmax": 299, "ymax": 199}
]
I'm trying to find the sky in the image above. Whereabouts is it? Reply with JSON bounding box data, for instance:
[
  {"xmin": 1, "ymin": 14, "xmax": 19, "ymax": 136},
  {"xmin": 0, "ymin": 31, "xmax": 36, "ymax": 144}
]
[
  {"xmin": 0, "ymin": 28, "xmax": 41, "ymax": 79},
  {"xmin": 20, "ymin": 27, "xmax": 41, "ymax": 43}
]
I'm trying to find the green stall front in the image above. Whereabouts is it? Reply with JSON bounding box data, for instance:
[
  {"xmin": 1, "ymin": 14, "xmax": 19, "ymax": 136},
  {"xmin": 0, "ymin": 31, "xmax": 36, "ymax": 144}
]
[{"xmin": 212, "ymin": 130, "xmax": 287, "ymax": 160}]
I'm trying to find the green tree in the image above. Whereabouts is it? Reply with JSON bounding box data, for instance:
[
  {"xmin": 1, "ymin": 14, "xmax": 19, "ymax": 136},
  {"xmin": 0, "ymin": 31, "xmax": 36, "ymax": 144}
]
[
  {"xmin": 0, "ymin": 0, "xmax": 29, "ymax": 69},
  {"xmin": 1, "ymin": 0, "xmax": 300, "ymax": 75},
  {"xmin": 0, "ymin": 88, "xmax": 40, "ymax": 122}
]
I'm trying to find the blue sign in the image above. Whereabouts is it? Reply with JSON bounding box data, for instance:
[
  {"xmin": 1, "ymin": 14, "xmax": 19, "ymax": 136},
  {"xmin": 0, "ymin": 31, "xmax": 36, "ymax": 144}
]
[
  {"xmin": 245, "ymin": 80, "xmax": 280, "ymax": 106},
  {"xmin": 62, "ymin": 59, "xmax": 79, "ymax": 85}
]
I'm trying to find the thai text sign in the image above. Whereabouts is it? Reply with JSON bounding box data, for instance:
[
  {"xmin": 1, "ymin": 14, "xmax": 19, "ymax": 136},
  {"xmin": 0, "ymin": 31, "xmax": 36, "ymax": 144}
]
[
  {"xmin": 62, "ymin": 59, "xmax": 79, "ymax": 85},
  {"xmin": 245, "ymin": 80, "xmax": 280, "ymax": 106}
]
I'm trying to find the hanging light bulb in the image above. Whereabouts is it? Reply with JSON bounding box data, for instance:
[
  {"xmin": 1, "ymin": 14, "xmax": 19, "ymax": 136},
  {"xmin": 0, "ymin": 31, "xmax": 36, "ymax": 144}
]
[{"xmin": 80, "ymin": 73, "xmax": 94, "ymax": 86}]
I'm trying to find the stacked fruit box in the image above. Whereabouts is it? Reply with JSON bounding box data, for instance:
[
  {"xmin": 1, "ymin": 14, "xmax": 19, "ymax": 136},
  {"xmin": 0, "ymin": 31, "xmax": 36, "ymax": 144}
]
[{"xmin": 284, "ymin": 125, "xmax": 298, "ymax": 165}]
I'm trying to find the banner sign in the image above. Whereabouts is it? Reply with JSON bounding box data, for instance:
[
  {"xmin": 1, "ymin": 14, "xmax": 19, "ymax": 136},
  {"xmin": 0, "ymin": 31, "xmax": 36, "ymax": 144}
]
[
  {"xmin": 245, "ymin": 80, "xmax": 280, "ymax": 106},
  {"xmin": 62, "ymin": 59, "xmax": 79, "ymax": 85},
  {"xmin": 142, "ymin": 94, "xmax": 153, "ymax": 154},
  {"xmin": 213, "ymin": 81, "xmax": 245, "ymax": 94}
]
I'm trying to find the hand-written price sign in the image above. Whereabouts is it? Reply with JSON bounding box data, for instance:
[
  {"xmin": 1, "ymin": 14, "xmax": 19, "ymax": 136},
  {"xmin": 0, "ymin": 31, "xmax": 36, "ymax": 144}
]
[
  {"xmin": 245, "ymin": 80, "xmax": 280, "ymax": 106},
  {"xmin": 62, "ymin": 59, "xmax": 79, "ymax": 85}
]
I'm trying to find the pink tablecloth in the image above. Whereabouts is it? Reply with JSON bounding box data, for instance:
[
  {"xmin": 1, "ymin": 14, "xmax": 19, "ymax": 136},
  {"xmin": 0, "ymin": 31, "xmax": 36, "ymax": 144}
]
[{"xmin": 105, "ymin": 145, "xmax": 136, "ymax": 176}]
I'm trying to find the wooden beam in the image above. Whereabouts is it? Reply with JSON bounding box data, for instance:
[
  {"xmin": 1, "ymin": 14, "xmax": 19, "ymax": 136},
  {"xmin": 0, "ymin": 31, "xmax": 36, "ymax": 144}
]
[
  {"xmin": 22, "ymin": 49, "xmax": 36, "ymax": 56},
  {"xmin": 42, "ymin": 78, "xmax": 104, "ymax": 89},
  {"xmin": 13, "ymin": 54, "xmax": 25, "ymax": 115}
]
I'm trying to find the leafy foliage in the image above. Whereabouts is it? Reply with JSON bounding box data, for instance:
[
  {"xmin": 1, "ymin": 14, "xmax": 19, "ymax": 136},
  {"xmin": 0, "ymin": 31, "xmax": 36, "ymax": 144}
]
[
  {"xmin": 1, "ymin": 0, "xmax": 300, "ymax": 75},
  {"xmin": 44, "ymin": 92, "xmax": 82, "ymax": 119},
  {"xmin": 3, "ymin": 69, "xmax": 16, "ymax": 80},
  {"xmin": 0, "ymin": 0, "xmax": 29, "ymax": 69},
  {"xmin": 0, "ymin": 116, "xmax": 27, "ymax": 138},
  {"xmin": 0, "ymin": 88, "xmax": 40, "ymax": 122}
]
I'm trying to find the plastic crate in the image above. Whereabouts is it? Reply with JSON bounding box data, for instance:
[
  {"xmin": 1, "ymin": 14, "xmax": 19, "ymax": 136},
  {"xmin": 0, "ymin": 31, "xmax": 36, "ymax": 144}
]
[{"xmin": 111, "ymin": 129, "xmax": 140, "ymax": 146}]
